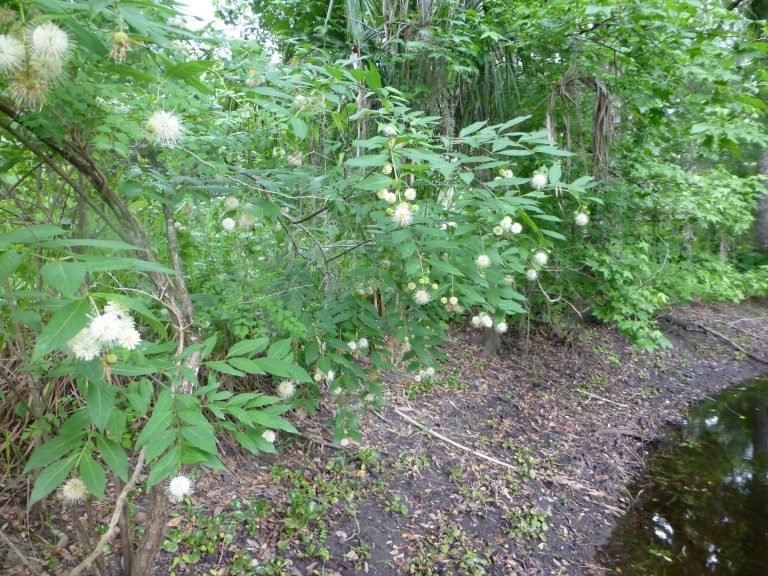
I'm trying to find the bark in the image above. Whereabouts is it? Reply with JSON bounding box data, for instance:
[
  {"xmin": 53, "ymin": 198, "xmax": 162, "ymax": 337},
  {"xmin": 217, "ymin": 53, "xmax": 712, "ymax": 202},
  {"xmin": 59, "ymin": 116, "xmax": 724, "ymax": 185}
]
[
  {"xmin": 129, "ymin": 487, "xmax": 168, "ymax": 576},
  {"xmin": 756, "ymin": 152, "xmax": 768, "ymax": 253}
]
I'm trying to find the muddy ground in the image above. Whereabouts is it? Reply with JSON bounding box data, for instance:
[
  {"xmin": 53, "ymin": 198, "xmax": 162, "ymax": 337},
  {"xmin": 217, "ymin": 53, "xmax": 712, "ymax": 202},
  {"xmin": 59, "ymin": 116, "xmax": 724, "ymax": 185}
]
[{"xmin": 2, "ymin": 300, "xmax": 767, "ymax": 575}]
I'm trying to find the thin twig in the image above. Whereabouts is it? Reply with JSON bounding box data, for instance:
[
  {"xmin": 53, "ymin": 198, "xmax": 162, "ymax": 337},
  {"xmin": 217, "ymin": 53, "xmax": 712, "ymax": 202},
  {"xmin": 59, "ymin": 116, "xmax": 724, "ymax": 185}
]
[
  {"xmin": 68, "ymin": 448, "xmax": 146, "ymax": 576},
  {"xmin": 0, "ymin": 524, "xmax": 38, "ymax": 574},
  {"xmin": 393, "ymin": 408, "xmax": 518, "ymax": 471},
  {"xmin": 577, "ymin": 389, "xmax": 629, "ymax": 408}
]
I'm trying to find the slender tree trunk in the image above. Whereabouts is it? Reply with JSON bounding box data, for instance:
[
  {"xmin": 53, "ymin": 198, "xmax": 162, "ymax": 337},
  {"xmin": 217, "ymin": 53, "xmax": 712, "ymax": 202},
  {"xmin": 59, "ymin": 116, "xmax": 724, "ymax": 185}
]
[{"xmin": 756, "ymin": 153, "xmax": 768, "ymax": 253}]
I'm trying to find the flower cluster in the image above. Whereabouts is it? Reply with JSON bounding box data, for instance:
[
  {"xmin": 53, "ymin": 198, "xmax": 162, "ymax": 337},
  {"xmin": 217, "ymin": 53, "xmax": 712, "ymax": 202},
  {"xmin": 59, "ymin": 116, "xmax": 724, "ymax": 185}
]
[
  {"xmin": 413, "ymin": 366, "xmax": 436, "ymax": 383},
  {"xmin": 499, "ymin": 168, "xmax": 514, "ymax": 179},
  {"xmin": 531, "ymin": 173, "xmax": 548, "ymax": 189},
  {"xmin": 348, "ymin": 337, "xmax": 370, "ymax": 353},
  {"xmin": 262, "ymin": 429, "xmax": 276, "ymax": 443},
  {"xmin": 59, "ymin": 477, "xmax": 88, "ymax": 505},
  {"xmin": 499, "ymin": 216, "xmax": 522, "ymax": 235},
  {"xmin": 277, "ymin": 380, "xmax": 295, "ymax": 398},
  {"xmin": 68, "ymin": 302, "xmax": 141, "ymax": 361},
  {"xmin": 167, "ymin": 474, "xmax": 193, "ymax": 503},
  {"xmin": 574, "ymin": 212, "xmax": 589, "ymax": 227},
  {"xmin": 475, "ymin": 254, "xmax": 491, "ymax": 269},
  {"xmin": 471, "ymin": 313, "xmax": 493, "ymax": 329},
  {"xmin": 0, "ymin": 21, "xmax": 72, "ymax": 107},
  {"xmin": 146, "ymin": 110, "xmax": 183, "ymax": 147},
  {"xmin": 377, "ymin": 188, "xmax": 397, "ymax": 204},
  {"xmin": 440, "ymin": 295, "xmax": 464, "ymax": 314},
  {"xmin": 392, "ymin": 202, "xmax": 416, "ymax": 226}
]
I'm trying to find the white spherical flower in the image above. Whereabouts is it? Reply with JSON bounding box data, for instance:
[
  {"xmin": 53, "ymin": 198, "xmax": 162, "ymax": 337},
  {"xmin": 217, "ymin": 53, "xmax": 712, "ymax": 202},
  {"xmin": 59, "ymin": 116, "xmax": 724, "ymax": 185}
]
[
  {"xmin": 348, "ymin": 340, "xmax": 358, "ymax": 352},
  {"xmin": 441, "ymin": 296, "xmax": 448, "ymax": 305},
  {"xmin": 500, "ymin": 169, "xmax": 514, "ymax": 179},
  {"xmin": 146, "ymin": 110, "xmax": 182, "ymax": 148},
  {"xmin": 392, "ymin": 202, "xmax": 413, "ymax": 227},
  {"xmin": 449, "ymin": 296, "xmax": 458, "ymax": 306},
  {"xmin": 117, "ymin": 326, "xmax": 141, "ymax": 350},
  {"xmin": 382, "ymin": 125, "xmax": 398, "ymax": 137},
  {"xmin": 167, "ymin": 474, "xmax": 193, "ymax": 503},
  {"xmin": 504, "ymin": 275, "xmax": 515, "ymax": 284},
  {"xmin": 0, "ymin": 35, "xmax": 25, "ymax": 73},
  {"xmin": 510, "ymin": 222, "xmax": 523, "ymax": 235},
  {"xmin": 475, "ymin": 254, "xmax": 491, "ymax": 269},
  {"xmin": 384, "ymin": 191, "xmax": 398, "ymax": 204},
  {"xmin": 414, "ymin": 374, "xmax": 422, "ymax": 383},
  {"xmin": 221, "ymin": 217, "xmax": 236, "ymax": 232},
  {"xmin": 59, "ymin": 478, "xmax": 88, "ymax": 504},
  {"xmin": 413, "ymin": 289, "xmax": 430, "ymax": 305},
  {"xmin": 500, "ymin": 216, "xmax": 513, "ymax": 230},
  {"xmin": 574, "ymin": 212, "xmax": 589, "ymax": 227},
  {"xmin": 224, "ymin": 196, "xmax": 240, "ymax": 210},
  {"xmin": 381, "ymin": 163, "xmax": 393, "ymax": 175},
  {"xmin": 277, "ymin": 380, "xmax": 295, "ymax": 398},
  {"xmin": 87, "ymin": 311, "xmax": 124, "ymax": 347},
  {"xmin": 495, "ymin": 321, "xmax": 508, "ymax": 334},
  {"xmin": 238, "ymin": 213, "xmax": 256, "ymax": 230},
  {"xmin": 68, "ymin": 329, "xmax": 102, "ymax": 361},
  {"xmin": 471, "ymin": 315, "xmax": 482, "ymax": 328},
  {"xmin": 533, "ymin": 251, "xmax": 548, "ymax": 266},
  {"xmin": 481, "ymin": 314, "xmax": 493, "ymax": 328},
  {"xmin": 293, "ymin": 94, "xmax": 308, "ymax": 107},
  {"xmin": 531, "ymin": 173, "xmax": 548, "ymax": 189},
  {"xmin": 404, "ymin": 187, "xmax": 417, "ymax": 201},
  {"xmin": 287, "ymin": 152, "xmax": 303, "ymax": 167},
  {"xmin": 357, "ymin": 337, "xmax": 369, "ymax": 349},
  {"xmin": 526, "ymin": 269, "xmax": 538, "ymax": 281},
  {"xmin": 339, "ymin": 437, "xmax": 351, "ymax": 447},
  {"xmin": 262, "ymin": 429, "xmax": 276, "ymax": 443},
  {"xmin": 29, "ymin": 22, "xmax": 70, "ymax": 62},
  {"xmin": 326, "ymin": 370, "xmax": 335, "ymax": 384},
  {"xmin": 493, "ymin": 226, "xmax": 504, "ymax": 236},
  {"xmin": 425, "ymin": 367, "xmax": 436, "ymax": 377},
  {"xmin": 30, "ymin": 55, "xmax": 63, "ymax": 81}
]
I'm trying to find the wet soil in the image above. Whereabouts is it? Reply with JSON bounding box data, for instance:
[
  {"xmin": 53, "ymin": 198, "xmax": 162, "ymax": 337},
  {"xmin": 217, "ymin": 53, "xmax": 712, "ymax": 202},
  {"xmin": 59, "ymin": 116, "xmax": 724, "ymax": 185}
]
[{"xmin": 2, "ymin": 300, "xmax": 767, "ymax": 575}]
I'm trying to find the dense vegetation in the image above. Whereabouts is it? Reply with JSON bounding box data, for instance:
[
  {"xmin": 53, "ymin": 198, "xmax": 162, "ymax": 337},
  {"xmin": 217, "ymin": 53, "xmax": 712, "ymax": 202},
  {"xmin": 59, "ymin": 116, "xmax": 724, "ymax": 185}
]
[{"xmin": 1, "ymin": 0, "xmax": 767, "ymax": 573}]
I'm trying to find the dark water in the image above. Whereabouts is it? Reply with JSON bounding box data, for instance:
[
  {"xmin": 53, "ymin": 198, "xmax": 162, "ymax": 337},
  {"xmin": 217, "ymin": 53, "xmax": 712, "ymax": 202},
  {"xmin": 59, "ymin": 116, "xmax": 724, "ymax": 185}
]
[{"xmin": 600, "ymin": 376, "xmax": 768, "ymax": 575}]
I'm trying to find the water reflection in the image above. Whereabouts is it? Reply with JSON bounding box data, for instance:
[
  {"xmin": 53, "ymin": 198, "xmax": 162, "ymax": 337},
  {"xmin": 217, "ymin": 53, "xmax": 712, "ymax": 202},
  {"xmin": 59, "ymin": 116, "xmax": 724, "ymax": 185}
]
[{"xmin": 600, "ymin": 376, "xmax": 768, "ymax": 575}]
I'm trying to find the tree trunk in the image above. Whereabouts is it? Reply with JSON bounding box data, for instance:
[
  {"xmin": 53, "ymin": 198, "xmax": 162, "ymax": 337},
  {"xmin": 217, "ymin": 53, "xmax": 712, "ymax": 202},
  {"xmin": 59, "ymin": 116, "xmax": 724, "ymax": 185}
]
[{"xmin": 756, "ymin": 152, "xmax": 768, "ymax": 253}]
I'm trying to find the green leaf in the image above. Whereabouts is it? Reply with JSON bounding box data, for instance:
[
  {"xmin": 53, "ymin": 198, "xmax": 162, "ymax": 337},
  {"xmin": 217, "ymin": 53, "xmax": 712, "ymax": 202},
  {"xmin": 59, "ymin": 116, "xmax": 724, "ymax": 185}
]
[
  {"xmin": 126, "ymin": 379, "xmax": 153, "ymax": 415},
  {"xmin": 459, "ymin": 121, "xmax": 488, "ymax": 137},
  {"xmin": 204, "ymin": 360, "xmax": 245, "ymax": 377},
  {"xmin": 41, "ymin": 261, "xmax": 86, "ymax": 297},
  {"xmin": 144, "ymin": 427, "xmax": 175, "ymax": 461},
  {"xmin": 181, "ymin": 426, "xmax": 217, "ymax": 455},
  {"xmin": 28, "ymin": 454, "xmax": 77, "ymax": 507},
  {"xmin": 165, "ymin": 60, "xmax": 215, "ymax": 81},
  {"xmin": 267, "ymin": 338, "xmax": 292, "ymax": 360},
  {"xmin": 38, "ymin": 238, "xmax": 140, "ymax": 250},
  {"xmin": 96, "ymin": 435, "xmax": 129, "ymax": 482},
  {"xmin": 146, "ymin": 444, "xmax": 181, "ymax": 488},
  {"xmin": 252, "ymin": 358, "xmax": 295, "ymax": 378},
  {"xmin": 75, "ymin": 255, "xmax": 176, "ymax": 274},
  {"xmin": 0, "ymin": 225, "xmax": 65, "ymax": 248},
  {"xmin": 290, "ymin": 117, "xmax": 309, "ymax": 140},
  {"xmin": 356, "ymin": 173, "xmax": 393, "ymax": 190},
  {"xmin": 227, "ymin": 357, "xmax": 267, "ymax": 374},
  {"xmin": 346, "ymin": 154, "xmax": 389, "ymax": 168},
  {"xmin": 32, "ymin": 298, "xmax": 91, "ymax": 359},
  {"xmin": 24, "ymin": 413, "xmax": 87, "ymax": 472},
  {"xmin": 79, "ymin": 453, "xmax": 107, "ymax": 499},
  {"xmin": 67, "ymin": 18, "xmax": 109, "ymax": 56},
  {"xmin": 0, "ymin": 250, "xmax": 22, "ymax": 285},
  {"xmin": 86, "ymin": 380, "xmax": 116, "ymax": 431},
  {"xmin": 226, "ymin": 337, "xmax": 269, "ymax": 358},
  {"xmin": 136, "ymin": 390, "xmax": 174, "ymax": 449},
  {"xmin": 248, "ymin": 411, "xmax": 298, "ymax": 433}
]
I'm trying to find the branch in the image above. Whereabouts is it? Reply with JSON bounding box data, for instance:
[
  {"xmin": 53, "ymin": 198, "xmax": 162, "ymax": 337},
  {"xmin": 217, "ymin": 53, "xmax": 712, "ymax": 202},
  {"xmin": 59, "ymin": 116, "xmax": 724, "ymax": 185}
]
[{"xmin": 68, "ymin": 448, "xmax": 146, "ymax": 576}]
